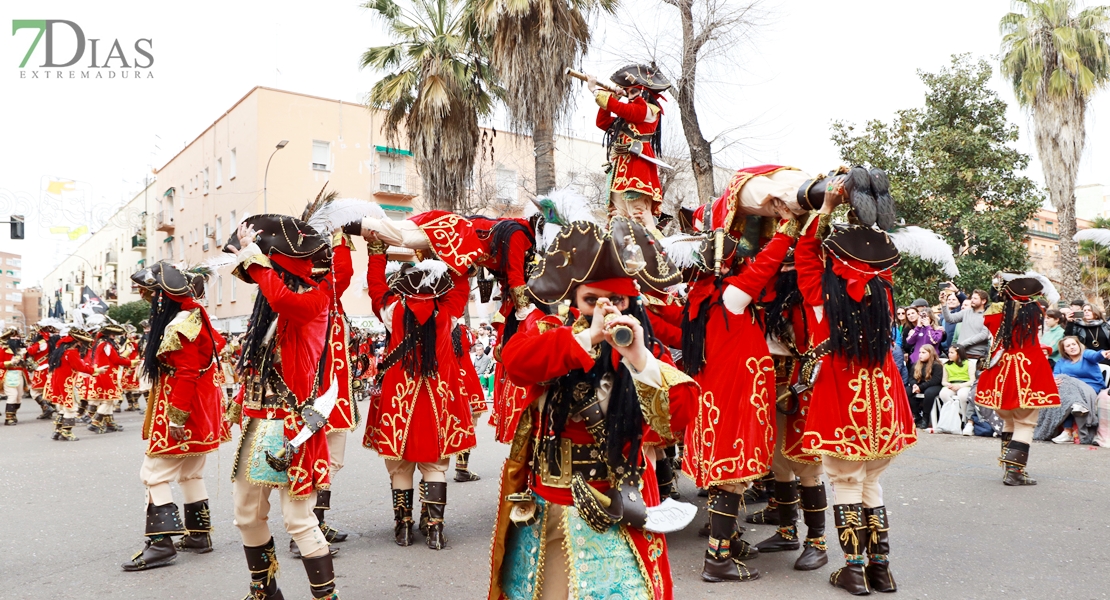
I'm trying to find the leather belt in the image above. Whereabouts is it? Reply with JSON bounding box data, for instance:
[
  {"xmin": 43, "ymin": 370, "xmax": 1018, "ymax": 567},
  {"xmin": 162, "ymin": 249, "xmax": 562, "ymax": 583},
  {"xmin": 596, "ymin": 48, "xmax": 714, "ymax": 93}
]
[{"xmin": 537, "ymin": 438, "xmax": 608, "ymax": 488}]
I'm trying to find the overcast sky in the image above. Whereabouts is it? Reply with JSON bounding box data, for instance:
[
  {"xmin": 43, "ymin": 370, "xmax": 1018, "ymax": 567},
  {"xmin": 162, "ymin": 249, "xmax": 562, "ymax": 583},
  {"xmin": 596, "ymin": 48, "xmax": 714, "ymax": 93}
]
[{"xmin": 3, "ymin": 0, "xmax": 1109, "ymax": 288}]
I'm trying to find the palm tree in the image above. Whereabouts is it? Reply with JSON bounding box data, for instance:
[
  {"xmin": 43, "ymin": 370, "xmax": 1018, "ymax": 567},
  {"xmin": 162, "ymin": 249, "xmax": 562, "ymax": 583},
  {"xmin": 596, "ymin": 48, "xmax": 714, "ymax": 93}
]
[
  {"xmin": 1000, "ymin": 0, "xmax": 1110, "ymax": 299},
  {"xmin": 1079, "ymin": 217, "xmax": 1110, "ymax": 305},
  {"xmin": 361, "ymin": 0, "xmax": 497, "ymax": 211},
  {"xmin": 473, "ymin": 0, "xmax": 617, "ymax": 196}
]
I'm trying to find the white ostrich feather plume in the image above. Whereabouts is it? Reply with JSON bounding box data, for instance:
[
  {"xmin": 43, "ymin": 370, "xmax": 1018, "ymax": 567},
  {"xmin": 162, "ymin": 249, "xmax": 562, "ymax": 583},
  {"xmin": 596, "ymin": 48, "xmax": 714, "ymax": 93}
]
[
  {"xmin": 307, "ymin": 198, "xmax": 384, "ymax": 234},
  {"xmin": 1026, "ymin": 271, "xmax": 1060, "ymax": 306},
  {"xmin": 659, "ymin": 234, "xmax": 703, "ymax": 270},
  {"xmin": 889, "ymin": 226, "xmax": 959, "ymax": 277},
  {"xmin": 384, "ymin": 261, "xmax": 404, "ymax": 276},
  {"xmin": 411, "ymin": 259, "xmax": 449, "ymax": 287},
  {"xmin": 1074, "ymin": 228, "xmax": 1110, "ymax": 247}
]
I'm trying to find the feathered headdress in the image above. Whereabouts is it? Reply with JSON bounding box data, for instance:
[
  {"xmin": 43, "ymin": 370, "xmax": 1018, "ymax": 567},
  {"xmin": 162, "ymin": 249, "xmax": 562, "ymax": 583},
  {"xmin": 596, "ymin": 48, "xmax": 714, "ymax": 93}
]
[
  {"xmin": 888, "ymin": 226, "xmax": 959, "ymax": 277},
  {"xmin": 301, "ymin": 185, "xmax": 385, "ymax": 234},
  {"xmin": 1074, "ymin": 228, "xmax": 1110, "ymax": 247},
  {"xmin": 529, "ymin": 188, "xmax": 601, "ymax": 252}
]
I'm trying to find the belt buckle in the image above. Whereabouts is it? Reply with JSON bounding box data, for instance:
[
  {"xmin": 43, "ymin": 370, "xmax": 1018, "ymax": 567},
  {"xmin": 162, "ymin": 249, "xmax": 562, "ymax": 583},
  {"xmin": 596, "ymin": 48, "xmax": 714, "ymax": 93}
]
[{"xmin": 538, "ymin": 437, "xmax": 573, "ymax": 488}]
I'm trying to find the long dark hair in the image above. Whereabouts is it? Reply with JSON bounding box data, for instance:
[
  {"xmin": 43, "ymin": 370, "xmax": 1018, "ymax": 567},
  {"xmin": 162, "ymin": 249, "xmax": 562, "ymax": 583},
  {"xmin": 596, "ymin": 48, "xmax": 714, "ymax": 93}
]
[
  {"xmin": 143, "ymin": 291, "xmax": 184, "ymax": 382},
  {"xmin": 399, "ymin": 303, "xmax": 439, "ymax": 378},
  {"xmin": 999, "ymin": 298, "xmax": 1042, "ymax": 350},
  {"xmin": 822, "ymin": 263, "xmax": 893, "ymax": 366},
  {"xmin": 603, "ymin": 91, "xmax": 663, "ymax": 159},
  {"xmin": 237, "ymin": 262, "xmax": 310, "ymax": 381},
  {"xmin": 764, "ymin": 268, "xmax": 804, "ymax": 346},
  {"xmin": 48, "ymin": 339, "xmax": 82, "ymax": 370}
]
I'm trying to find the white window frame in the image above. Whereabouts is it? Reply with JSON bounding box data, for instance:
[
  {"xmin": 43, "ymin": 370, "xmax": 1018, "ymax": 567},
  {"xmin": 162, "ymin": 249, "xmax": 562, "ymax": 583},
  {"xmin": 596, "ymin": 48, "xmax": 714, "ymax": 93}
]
[
  {"xmin": 216, "ymin": 274, "xmax": 223, "ymax": 305},
  {"xmin": 203, "ymin": 167, "xmax": 210, "ymax": 196},
  {"xmin": 496, "ymin": 168, "xmax": 518, "ymax": 204},
  {"xmin": 378, "ymin": 154, "xmax": 405, "ymax": 193},
  {"xmin": 312, "ymin": 141, "xmax": 331, "ymax": 171},
  {"xmin": 215, "ymin": 216, "xmax": 223, "ymax": 244},
  {"xmin": 216, "ymin": 158, "xmax": 223, "ymax": 188},
  {"xmin": 229, "ymin": 149, "xmax": 237, "ymax": 180}
]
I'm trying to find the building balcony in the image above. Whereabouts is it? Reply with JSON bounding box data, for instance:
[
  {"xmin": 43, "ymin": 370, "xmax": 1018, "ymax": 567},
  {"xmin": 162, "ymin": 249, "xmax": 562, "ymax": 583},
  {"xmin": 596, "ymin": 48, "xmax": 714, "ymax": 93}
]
[
  {"xmin": 105, "ymin": 251, "xmax": 118, "ymax": 266},
  {"xmin": 1026, "ymin": 229, "xmax": 1059, "ymax": 240},
  {"xmin": 131, "ymin": 235, "xmax": 146, "ymax": 250},
  {"xmin": 156, "ymin": 211, "xmax": 175, "ymax": 233}
]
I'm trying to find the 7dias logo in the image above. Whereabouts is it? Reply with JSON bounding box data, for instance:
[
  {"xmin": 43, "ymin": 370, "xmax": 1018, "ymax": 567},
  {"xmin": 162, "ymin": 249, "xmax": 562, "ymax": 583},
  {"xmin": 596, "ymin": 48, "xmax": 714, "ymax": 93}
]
[{"xmin": 12, "ymin": 20, "xmax": 153, "ymax": 79}]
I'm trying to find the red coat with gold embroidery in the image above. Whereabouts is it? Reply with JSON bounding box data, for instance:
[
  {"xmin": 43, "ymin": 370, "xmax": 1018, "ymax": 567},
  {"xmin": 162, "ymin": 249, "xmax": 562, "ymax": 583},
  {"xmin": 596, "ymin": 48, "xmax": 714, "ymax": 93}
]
[
  {"xmin": 120, "ymin": 339, "xmax": 142, "ymax": 391},
  {"xmin": 27, "ymin": 335, "xmax": 50, "ymax": 390},
  {"xmin": 672, "ymin": 231, "xmax": 792, "ymax": 487},
  {"xmin": 362, "ymin": 253, "xmax": 476, "ymax": 462},
  {"xmin": 489, "ymin": 309, "xmax": 547, "ymax": 444},
  {"xmin": 795, "ymin": 217, "xmax": 917, "ymax": 461},
  {"xmin": 324, "ymin": 238, "xmax": 358, "ymax": 433},
  {"xmin": 974, "ymin": 310, "xmax": 1061, "ymax": 411},
  {"xmin": 234, "ymin": 261, "xmax": 334, "ymax": 497},
  {"xmin": 87, "ymin": 340, "xmax": 134, "ymax": 401},
  {"xmin": 778, "ymin": 304, "xmax": 820, "ymax": 464},
  {"xmin": 596, "ymin": 92, "xmax": 662, "ymax": 208},
  {"xmin": 144, "ymin": 307, "xmax": 226, "ymax": 457},
  {"xmin": 46, "ymin": 343, "xmax": 95, "ymax": 409}
]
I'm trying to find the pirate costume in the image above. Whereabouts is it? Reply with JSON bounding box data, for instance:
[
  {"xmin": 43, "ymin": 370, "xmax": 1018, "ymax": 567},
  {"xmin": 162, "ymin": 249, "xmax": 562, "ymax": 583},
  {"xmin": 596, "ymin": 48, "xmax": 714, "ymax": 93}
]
[
  {"xmin": 1, "ymin": 328, "xmax": 27, "ymax": 426},
  {"xmin": 121, "ymin": 261, "xmax": 226, "ymax": 572},
  {"xmin": 87, "ymin": 323, "xmax": 137, "ymax": 434},
  {"xmin": 45, "ymin": 326, "xmax": 98, "ymax": 441},
  {"xmin": 27, "ymin": 321, "xmax": 59, "ymax": 420},
  {"xmin": 488, "ymin": 218, "xmax": 699, "ymax": 600}
]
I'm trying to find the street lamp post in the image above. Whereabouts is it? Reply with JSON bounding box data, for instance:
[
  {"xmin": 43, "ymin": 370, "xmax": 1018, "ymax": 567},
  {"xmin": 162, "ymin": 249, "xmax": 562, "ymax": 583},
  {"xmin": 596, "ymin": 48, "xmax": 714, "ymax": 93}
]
[{"xmin": 263, "ymin": 140, "xmax": 289, "ymax": 213}]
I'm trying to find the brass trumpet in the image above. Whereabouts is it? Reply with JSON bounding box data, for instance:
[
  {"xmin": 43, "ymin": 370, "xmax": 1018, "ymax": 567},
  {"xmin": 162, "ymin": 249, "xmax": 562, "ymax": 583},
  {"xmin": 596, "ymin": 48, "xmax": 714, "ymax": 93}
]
[{"xmin": 603, "ymin": 313, "xmax": 634, "ymax": 347}]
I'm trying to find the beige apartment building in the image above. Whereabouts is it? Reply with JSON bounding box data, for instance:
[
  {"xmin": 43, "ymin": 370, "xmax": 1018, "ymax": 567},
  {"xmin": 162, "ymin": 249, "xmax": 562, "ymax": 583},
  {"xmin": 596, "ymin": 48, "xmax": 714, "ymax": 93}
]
[
  {"xmin": 45, "ymin": 86, "xmax": 622, "ymax": 330},
  {"xmin": 0, "ymin": 252, "xmax": 26, "ymax": 328},
  {"xmin": 1024, "ymin": 207, "xmax": 1094, "ymax": 283}
]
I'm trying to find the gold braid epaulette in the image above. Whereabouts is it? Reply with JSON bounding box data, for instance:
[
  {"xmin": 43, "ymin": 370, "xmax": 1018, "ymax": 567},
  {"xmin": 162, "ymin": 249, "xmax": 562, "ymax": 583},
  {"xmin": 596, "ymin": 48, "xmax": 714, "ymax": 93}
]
[
  {"xmin": 157, "ymin": 309, "xmax": 203, "ymax": 357},
  {"xmin": 634, "ymin": 361, "xmax": 695, "ymax": 444},
  {"xmin": 367, "ymin": 239, "xmax": 386, "ymax": 255}
]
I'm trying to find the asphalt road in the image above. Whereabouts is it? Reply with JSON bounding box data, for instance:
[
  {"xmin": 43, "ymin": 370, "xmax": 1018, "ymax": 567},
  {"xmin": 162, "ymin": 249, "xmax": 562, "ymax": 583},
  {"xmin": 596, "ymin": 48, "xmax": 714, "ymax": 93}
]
[{"xmin": 1, "ymin": 402, "xmax": 1108, "ymax": 600}]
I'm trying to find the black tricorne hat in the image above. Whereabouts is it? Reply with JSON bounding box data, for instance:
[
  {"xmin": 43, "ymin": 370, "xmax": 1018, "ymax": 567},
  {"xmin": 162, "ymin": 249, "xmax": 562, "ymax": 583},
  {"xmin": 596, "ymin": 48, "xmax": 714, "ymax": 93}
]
[
  {"xmin": 610, "ymin": 63, "xmax": 671, "ymax": 93},
  {"xmin": 387, "ymin": 261, "xmax": 454, "ymax": 301},
  {"xmin": 224, "ymin": 214, "xmax": 331, "ymax": 283},
  {"xmin": 131, "ymin": 261, "xmax": 204, "ymax": 298},
  {"xmin": 823, "ymin": 225, "xmax": 900, "ymax": 271}
]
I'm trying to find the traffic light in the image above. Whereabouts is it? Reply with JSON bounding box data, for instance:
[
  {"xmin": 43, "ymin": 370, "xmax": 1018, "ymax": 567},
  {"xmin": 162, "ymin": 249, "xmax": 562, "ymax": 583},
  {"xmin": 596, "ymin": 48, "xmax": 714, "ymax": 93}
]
[{"xmin": 10, "ymin": 215, "xmax": 23, "ymax": 240}]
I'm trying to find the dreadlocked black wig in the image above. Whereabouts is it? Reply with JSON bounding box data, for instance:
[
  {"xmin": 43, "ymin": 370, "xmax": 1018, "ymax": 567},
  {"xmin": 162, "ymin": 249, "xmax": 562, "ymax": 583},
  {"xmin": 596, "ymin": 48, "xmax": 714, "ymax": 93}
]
[
  {"xmin": 452, "ymin": 322, "xmax": 464, "ymax": 358},
  {"xmin": 998, "ymin": 298, "xmax": 1043, "ymax": 350},
  {"xmin": 397, "ymin": 302, "xmax": 439, "ymax": 379},
  {"xmin": 821, "ymin": 262, "xmax": 893, "ymax": 366},
  {"xmin": 49, "ymin": 337, "xmax": 87, "ymax": 370},
  {"xmin": 142, "ymin": 290, "xmax": 184, "ymax": 382},
  {"xmin": 680, "ymin": 292, "xmax": 713, "ymax": 377},
  {"xmin": 764, "ymin": 267, "xmax": 804, "ymax": 345},
  {"xmin": 542, "ymin": 298, "xmax": 661, "ymax": 474}
]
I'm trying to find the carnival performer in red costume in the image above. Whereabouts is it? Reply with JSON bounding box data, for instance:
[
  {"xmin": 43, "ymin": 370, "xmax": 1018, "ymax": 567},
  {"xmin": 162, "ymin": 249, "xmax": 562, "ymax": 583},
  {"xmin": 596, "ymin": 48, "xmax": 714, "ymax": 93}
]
[
  {"xmin": 87, "ymin": 323, "xmax": 138, "ymax": 434},
  {"xmin": 489, "ymin": 217, "xmax": 697, "ymax": 600},
  {"xmin": 27, "ymin": 320, "xmax": 59, "ymax": 420},
  {"xmin": 45, "ymin": 326, "xmax": 102, "ymax": 441},
  {"xmin": 120, "ymin": 324, "xmax": 144, "ymax": 412},
  {"xmin": 361, "ymin": 232, "xmax": 476, "ymax": 550},
  {"xmin": 975, "ymin": 272, "xmax": 1061, "ymax": 487},
  {"xmin": 225, "ymin": 215, "xmax": 341, "ymax": 600},
  {"xmin": 1, "ymin": 327, "xmax": 27, "ymax": 426},
  {"xmin": 653, "ymin": 193, "xmax": 796, "ymax": 583},
  {"xmin": 588, "ymin": 64, "xmax": 671, "ymax": 231},
  {"xmin": 120, "ymin": 261, "xmax": 226, "ymax": 571},
  {"xmin": 453, "ymin": 321, "xmax": 487, "ymax": 482},
  {"xmin": 794, "ymin": 168, "xmax": 917, "ymax": 595},
  {"xmin": 747, "ymin": 253, "xmax": 830, "ymax": 572}
]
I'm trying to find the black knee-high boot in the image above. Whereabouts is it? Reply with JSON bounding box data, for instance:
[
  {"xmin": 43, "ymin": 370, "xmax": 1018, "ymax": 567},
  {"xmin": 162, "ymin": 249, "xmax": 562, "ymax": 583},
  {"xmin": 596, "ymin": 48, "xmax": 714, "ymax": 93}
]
[
  {"xmin": 393, "ymin": 488, "xmax": 414, "ymax": 546},
  {"xmin": 701, "ymin": 488, "xmax": 760, "ymax": 583},
  {"xmin": 828, "ymin": 503, "xmax": 870, "ymax": 595},
  {"xmin": 795, "ymin": 483, "xmax": 829, "ymax": 571},
  {"xmin": 454, "ymin": 450, "xmax": 480, "ymax": 482},
  {"xmin": 864, "ymin": 506, "xmax": 896, "ymax": 593},
  {"xmin": 1001, "ymin": 440, "xmax": 1037, "ymax": 486},
  {"xmin": 175, "ymin": 500, "xmax": 213, "ymax": 553},
  {"xmin": 122, "ymin": 503, "xmax": 184, "ymax": 571},
  {"xmin": 755, "ymin": 480, "xmax": 800, "ymax": 552},
  {"xmin": 242, "ymin": 538, "xmax": 284, "ymax": 599},
  {"xmin": 422, "ymin": 481, "xmax": 447, "ymax": 550}
]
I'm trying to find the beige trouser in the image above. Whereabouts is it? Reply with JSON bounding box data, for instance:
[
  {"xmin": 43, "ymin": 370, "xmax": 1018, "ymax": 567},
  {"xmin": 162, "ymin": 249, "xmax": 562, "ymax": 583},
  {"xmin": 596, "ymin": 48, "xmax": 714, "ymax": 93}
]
[
  {"xmin": 609, "ymin": 191, "xmax": 656, "ymax": 231},
  {"xmin": 96, "ymin": 398, "xmax": 118, "ymax": 415},
  {"xmin": 327, "ymin": 430, "xmax": 347, "ymax": 475},
  {"xmin": 5, "ymin": 385, "xmax": 21, "ymax": 404},
  {"xmin": 770, "ymin": 412, "xmax": 823, "ymax": 487},
  {"xmin": 539, "ymin": 502, "xmax": 570, "ymax": 600},
  {"xmin": 139, "ymin": 454, "xmax": 208, "ymax": 506},
  {"xmin": 385, "ymin": 458, "xmax": 449, "ymax": 490},
  {"xmin": 996, "ymin": 408, "xmax": 1039, "ymax": 445},
  {"xmin": 232, "ymin": 420, "xmax": 329, "ymax": 558},
  {"xmin": 822, "ymin": 456, "xmax": 891, "ymax": 508}
]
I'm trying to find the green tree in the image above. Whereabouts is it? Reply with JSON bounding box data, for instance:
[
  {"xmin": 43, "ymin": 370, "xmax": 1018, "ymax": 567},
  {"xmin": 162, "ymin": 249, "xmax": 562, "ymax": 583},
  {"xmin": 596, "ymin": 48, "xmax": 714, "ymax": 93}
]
[
  {"xmin": 1078, "ymin": 216, "xmax": 1110, "ymax": 305},
  {"xmin": 831, "ymin": 54, "xmax": 1043, "ymax": 305},
  {"xmin": 1000, "ymin": 0, "xmax": 1110, "ymax": 301},
  {"xmin": 108, "ymin": 300, "xmax": 150, "ymax": 328},
  {"xmin": 473, "ymin": 0, "xmax": 616, "ymax": 195},
  {"xmin": 361, "ymin": 0, "xmax": 498, "ymax": 211}
]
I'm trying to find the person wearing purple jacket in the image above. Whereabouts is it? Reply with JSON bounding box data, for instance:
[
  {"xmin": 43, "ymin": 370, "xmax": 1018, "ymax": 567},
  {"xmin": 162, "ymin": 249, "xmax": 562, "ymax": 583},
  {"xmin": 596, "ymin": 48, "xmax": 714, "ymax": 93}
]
[{"xmin": 903, "ymin": 304, "xmax": 946, "ymax": 365}]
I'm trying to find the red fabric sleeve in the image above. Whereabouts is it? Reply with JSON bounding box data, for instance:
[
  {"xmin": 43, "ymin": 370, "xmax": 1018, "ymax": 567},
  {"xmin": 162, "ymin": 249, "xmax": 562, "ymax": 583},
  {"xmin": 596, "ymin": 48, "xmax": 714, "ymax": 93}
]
[
  {"xmin": 795, "ymin": 218, "xmax": 826, "ymax": 307},
  {"xmin": 165, "ymin": 332, "xmax": 209, "ymax": 414},
  {"xmin": 596, "ymin": 107, "xmax": 617, "ymax": 131},
  {"xmin": 107, "ymin": 344, "xmax": 133, "ymax": 368},
  {"xmin": 723, "ymin": 231, "xmax": 793, "ymax": 297},
  {"xmin": 333, "ymin": 243, "xmax": 354, "ymax": 299},
  {"xmin": 365, "ymin": 253, "xmax": 391, "ymax": 318},
  {"xmin": 504, "ymin": 231, "xmax": 532, "ymax": 290},
  {"xmin": 247, "ymin": 263, "xmax": 330, "ymax": 326},
  {"xmin": 647, "ymin": 307, "xmax": 683, "ymax": 350},
  {"xmin": 66, "ymin": 349, "xmax": 95, "ymax": 375},
  {"xmin": 502, "ymin": 323, "xmax": 595, "ymax": 387},
  {"xmin": 438, "ymin": 271, "xmax": 471, "ymax": 319},
  {"xmin": 603, "ymin": 95, "xmax": 649, "ymax": 124}
]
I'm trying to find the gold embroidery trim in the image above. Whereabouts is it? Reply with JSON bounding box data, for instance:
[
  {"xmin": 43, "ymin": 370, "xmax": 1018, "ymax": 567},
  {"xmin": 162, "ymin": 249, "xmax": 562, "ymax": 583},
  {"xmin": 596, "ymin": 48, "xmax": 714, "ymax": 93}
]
[
  {"xmin": 633, "ymin": 361, "xmax": 693, "ymax": 443},
  {"xmin": 167, "ymin": 404, "xmax": 190, "ymax": 427},
  {"xmin": 511, "ymin": 285, "xmax": 530, "ymax": 310},
  {"xmin": 157, "ymin": 309, "xmax": 203, "ymax": 356}
]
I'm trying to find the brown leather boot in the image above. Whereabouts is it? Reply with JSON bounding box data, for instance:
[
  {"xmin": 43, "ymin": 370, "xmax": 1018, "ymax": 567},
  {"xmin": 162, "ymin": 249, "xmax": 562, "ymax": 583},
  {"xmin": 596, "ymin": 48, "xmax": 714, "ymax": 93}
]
[
  {"xmin": 315, "ymin": 490, "xmax": 349, "ymax": 543},
  {"xmin": 393, "ymin": 488, "xmax": 414, "ymax": 547},
  {"xmin": 51, "ymin": 413, "xmax": 62, "ymax": 440},
  {"xmin": 302, "ymin": 552, "xmax": 339, "ymax": 599},
  {"xmin": 701, "ymin": 487, "xmax": 760, "ymax": 583},
  {"xmin": 122, "ymin": 503, "xmax": 184, "ymax": 571},
  {"xmin": 422, "ymin": 482, "xmax": 447, "ymax": 550},
  {"xmin": 795, "ymin": 484, "xmax": 829, "ymax": 571},
  {"xmin": 454, "ymin": 450, "xmax": 481, "ymax": 482},
  {"xmin": 417, "ymin": 481, "xmax": 430, "ymax": 536},
  {"xmin": 104, "ymin": 413, "xmax": 124, "ymax": 432},
  {"xmin": 1001, "ymin": 441, "xmax": 1037, "ymax": 486},
  {"xmin": 36, "ymin": 397, "xmax": 55, "ymax": 419},
  {"xmin": 999, "ymin": 432, "xmax": 1012, "ymax": 461},
  {"xmin": 87, "ymin": 413, "xmax": 107, "ymax": 434},
  {"xmin": 756, "ymin": 480, "xmax": 801, "ymax": 553},
  {"xmin": 175, "ymin": 500, "xmax": 213, "ymax": 554},
  {"xmin": 243, "ymin": 538, "xmax": 285, "ymax": 599},
  {"xmin": 828, "ymin": 503, "xmax": 870, "ymax": 595},
  {"xmin": 864, "ymin": 506, "xmax": 896, "ymax": 593}
]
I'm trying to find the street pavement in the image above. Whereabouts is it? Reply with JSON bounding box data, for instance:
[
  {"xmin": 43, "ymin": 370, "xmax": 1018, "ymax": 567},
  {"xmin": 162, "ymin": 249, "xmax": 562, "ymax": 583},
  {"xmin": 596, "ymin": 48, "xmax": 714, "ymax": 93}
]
[{"xmin": 2, "ymin": 402, "xmax": 1108, "ymax": 600}]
